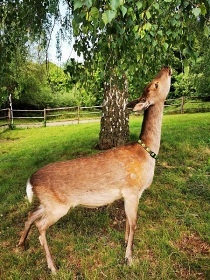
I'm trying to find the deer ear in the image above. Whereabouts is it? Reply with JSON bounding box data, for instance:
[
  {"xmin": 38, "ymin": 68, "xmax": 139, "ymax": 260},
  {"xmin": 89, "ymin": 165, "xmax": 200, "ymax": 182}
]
[
  {"xmin": 133, "ymin": 100, "xmax": 152, "ymax": 111},
  {"xmin": 155, "ymin": 82, "xmax": 159, "ymax": 89}
]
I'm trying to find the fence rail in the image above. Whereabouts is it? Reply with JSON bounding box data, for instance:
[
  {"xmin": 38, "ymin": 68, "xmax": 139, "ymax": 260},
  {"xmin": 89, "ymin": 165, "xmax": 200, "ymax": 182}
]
[
  {"xmin": 0, "ymin": 98, "xmax": 209, "ymax": 129},
  {"xmin": 0, "ymin": 105, "xmax": 103, "ymax": 128}
]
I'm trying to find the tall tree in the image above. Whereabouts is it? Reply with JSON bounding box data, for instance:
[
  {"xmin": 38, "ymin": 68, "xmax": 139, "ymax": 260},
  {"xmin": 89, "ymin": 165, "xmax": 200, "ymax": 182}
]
[{"xmin": 71, "ymin": 0, "xmax": 210, "ymax": 148}]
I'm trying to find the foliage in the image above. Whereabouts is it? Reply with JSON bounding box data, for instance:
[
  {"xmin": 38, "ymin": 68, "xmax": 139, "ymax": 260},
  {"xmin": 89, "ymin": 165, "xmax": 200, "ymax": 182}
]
[
  {"xmin": 192, "ymin": 39, "xmax": 210, "ymax": 100},
  {"xmin": 0, "ymin": 113, "xmax": 210, "ymax": 278},
  {"xmin": 64, "ymin": 58, "xmax": 103, "ymax": 105},
  {"xmin": 173, "ymin": 73, "xmax": 196, "ymax": 98},
  {"xmin": 170, "ymin": 37, "xmax": 210, "ymax": 100},
  {"xmin": 72, "ymin": 1, "xmax": 210, "ymax": 74},
  {"xmin": 0, "ymin": 58, "xmax": 98, "ymax": 109},
  {"xmin": 195, "ymin": 71, "xmax": 210, "ymax": 101},
  {"xmin": 6, "ymin": 61, "xmax": 67, "ymax": 108},
  {"xmin": 71, "ymin": 0, "xmax": 210, "ymax": 107}
]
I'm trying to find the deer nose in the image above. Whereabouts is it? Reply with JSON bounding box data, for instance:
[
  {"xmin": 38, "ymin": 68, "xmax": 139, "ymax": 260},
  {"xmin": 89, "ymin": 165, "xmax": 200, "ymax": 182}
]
[{"xmin": 139, "ymin": 97, "xmax": 146, "ymax": 102}]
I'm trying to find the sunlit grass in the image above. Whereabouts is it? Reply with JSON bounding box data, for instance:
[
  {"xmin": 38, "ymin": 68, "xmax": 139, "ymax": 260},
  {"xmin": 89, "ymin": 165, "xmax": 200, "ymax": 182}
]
[{"xmin": 0, "ymin": 112, "xmax": 209, "ymax": 279}]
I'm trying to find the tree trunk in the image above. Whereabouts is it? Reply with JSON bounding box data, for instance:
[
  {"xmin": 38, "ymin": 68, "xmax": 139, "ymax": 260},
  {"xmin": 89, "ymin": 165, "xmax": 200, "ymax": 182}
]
[{"xmin": 99, "ymin": 73, "xmax": 129, "ymax": 150}]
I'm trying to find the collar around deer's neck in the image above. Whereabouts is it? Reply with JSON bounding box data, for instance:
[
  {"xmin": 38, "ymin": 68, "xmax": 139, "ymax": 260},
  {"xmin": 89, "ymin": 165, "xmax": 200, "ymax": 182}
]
[{"xmin": 138, "ymin": 139, "xmax": 158, "ymax": 160}]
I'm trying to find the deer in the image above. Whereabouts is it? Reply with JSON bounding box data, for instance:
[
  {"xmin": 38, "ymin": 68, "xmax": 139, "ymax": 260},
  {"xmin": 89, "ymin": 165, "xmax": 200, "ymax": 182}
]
[{"xmin": 18, "ymin": 66, "xmax": 172, "ymax": 274}]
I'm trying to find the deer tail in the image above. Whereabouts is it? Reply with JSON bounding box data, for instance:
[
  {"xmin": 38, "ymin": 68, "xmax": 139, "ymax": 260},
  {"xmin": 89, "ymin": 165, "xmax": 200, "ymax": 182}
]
[{"xmin": 26, "ymin": 179, "xmax": 34, "ymax": 203}]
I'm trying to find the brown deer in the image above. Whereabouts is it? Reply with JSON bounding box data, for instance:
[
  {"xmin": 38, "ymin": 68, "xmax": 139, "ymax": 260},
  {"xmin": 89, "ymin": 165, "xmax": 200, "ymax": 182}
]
[{"xmin": 18, "ymin": 66, "xmax": 172, "ymax": 273}]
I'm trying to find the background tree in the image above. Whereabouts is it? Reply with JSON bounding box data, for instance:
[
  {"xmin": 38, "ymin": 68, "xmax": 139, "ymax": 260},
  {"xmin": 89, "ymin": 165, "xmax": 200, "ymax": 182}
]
[
  {"xmin": 171, "ymin": 36, "xmax": 210, "ymax": 100},
  {"xmin": 191, "ymin": 37, "xmax": 210, "ymax": 101},
  {"xmin": 64, "ymin": 58, "xmax": 104, "ymax": 105},
  {"xmin": 0, "ymin": 0, "xmax": 49, "ymax": 104},
  {"xmin": 12, "ymin": 61, "xmax": 70, "ymax": 109},
  {"xmin": 5, "ymin": 61, "xmax": 88, "ymax": 109},
  {"xmin": 0, "ymin": 0, "xmax": 72, "ymax": 106}
]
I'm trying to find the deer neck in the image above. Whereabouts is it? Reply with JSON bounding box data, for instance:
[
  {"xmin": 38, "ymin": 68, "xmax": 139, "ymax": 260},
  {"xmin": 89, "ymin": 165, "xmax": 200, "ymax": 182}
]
[{"xmin": 139, "ymin": 103, "xmax": 164, "ymax": 154}]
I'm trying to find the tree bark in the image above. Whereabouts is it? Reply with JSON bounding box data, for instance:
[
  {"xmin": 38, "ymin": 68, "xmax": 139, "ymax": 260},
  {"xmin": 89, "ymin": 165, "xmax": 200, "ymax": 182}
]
[{"xmin": 99, "ymin": 73, "xmax": 129, "ymax": 150}]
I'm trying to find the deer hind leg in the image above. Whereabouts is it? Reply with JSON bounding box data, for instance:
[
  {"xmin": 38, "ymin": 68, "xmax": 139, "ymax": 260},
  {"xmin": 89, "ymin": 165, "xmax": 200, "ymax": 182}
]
[
  {"xmin": 18, "ymin": 205, "xmax": 45, "ymax": 248},
  {"xmin": 35, "ymin": 204, "xmax": 70, "ymax": 274},
  {"xmin": 124, "ymin": 195, "xmax": 139, "ymax": 265},
  {"xmin": 38, "ymin": 229, "xmax": 57, "ymax": 274}
]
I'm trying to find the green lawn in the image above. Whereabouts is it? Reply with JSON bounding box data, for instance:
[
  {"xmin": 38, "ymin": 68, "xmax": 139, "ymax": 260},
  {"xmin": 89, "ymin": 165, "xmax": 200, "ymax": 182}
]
[{"xmin": 0, "ymin": 113, "xmax": 209, "ymax": 279}]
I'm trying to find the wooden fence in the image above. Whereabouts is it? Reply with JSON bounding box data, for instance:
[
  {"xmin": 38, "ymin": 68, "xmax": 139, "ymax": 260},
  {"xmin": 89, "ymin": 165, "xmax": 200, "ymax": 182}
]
[
  {"xmin": 0, "ymin": 106, "xmax": 102, "ymax": 128},
  {"xmin": 0, "ymin": 98, "xmax": 209, "ymax": 129}
]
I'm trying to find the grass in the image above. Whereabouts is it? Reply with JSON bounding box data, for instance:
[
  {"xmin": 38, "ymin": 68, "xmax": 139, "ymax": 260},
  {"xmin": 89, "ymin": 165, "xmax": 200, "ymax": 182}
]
[{"xmin": 0, "ymin": 113, "xmax": 210, "ymax": 279}]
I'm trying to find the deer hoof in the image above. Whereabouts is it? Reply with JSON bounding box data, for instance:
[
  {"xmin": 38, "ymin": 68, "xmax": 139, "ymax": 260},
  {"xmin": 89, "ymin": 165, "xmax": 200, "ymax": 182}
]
[{"xmin": 125, "ymin": 256, "xmax": 133, "ymax": 266}]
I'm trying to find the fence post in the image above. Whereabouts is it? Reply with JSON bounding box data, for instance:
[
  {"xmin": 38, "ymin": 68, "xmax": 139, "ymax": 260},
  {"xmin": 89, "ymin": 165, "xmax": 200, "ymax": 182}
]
[
  {"xmin": 8, "ymin": 108, "xmax": 11, "ymax": 125},
  {"xmin": 77, "ymin": 106, "xmax": 80, "ymax": 124},
  {"xmin": 9, "ymin": 94, "xmax": 14, "ymax": 127},
  {"xmin": 181, "ymin": 96, "xmax": 185, "ymax": 114},
  {"xmin": 43, "ymin": 108, "xmax": 46, "ymax": 127}
]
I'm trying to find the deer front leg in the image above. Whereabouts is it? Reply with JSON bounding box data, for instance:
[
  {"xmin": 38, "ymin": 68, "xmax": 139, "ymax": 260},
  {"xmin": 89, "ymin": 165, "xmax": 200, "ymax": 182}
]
[
  {"xmin": 124, "ymin": 196, "xmax": 138, "ymax": 265},
  {"xmin": 125, "ymin": 218, "xmax": 130, "ymax": 245}
]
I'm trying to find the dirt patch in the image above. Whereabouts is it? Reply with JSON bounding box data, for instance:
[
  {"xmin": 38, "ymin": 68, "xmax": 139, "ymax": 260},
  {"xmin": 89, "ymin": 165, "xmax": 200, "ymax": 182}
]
[
  {"xmin": 173, "ymin": 232, "xmax": 210, "ymax": 279},
  {"xmin": 174, "ymin": 263, "xmax": 205, "ymax": 280},
  {"xmin": 175, "ymin": 232, "xmax": 210, "ymax": 257},
  {"xmin": 107, "ymin": 200, "xmax": 126, "ymax": 231}
]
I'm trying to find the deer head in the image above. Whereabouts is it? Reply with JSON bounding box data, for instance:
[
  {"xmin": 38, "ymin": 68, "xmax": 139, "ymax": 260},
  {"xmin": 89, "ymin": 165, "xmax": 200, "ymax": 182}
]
[{"xmin": 127, "ymin": 66, "xmax": 172, "ymax": 111}]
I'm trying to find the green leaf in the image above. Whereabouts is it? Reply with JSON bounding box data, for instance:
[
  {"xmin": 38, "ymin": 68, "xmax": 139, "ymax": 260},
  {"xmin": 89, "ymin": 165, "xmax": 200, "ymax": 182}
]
[
  {"xmin": 136, "ymin": 2, "xmax": 143, "ymax": 10},
  {"xmin": 200, "ymin": 3, "xmax": 207, "ymax": 16},
  {"xmin": 84, "ymin": 0, "xmax": 93, "ymax": 9},
  {"xmin": 204, "ymin": 25, "xmax": 210, "ymax": 37},
  {"xmin": 183, "ymin": 60, "xmax": 189, "ymax": 75},
  {"xmin": 102, "ymin": 10, "xmax": 117, "ymax": 25},
  {"xmin": 120, "ymin": 5, "xmax": 127, "ymax": 17},
  {"xmin": 139, "ymin": 29, "xmax": 145, "ymax": 39},
  {"xmin": 72, "ymin": 19, "xmax": 79, "ymax": 36},
  {"xmin": 143, "ymin": 22, "xmax": 152, "ymax": 31},
  {"xmin": 74, "ymin": 1, "xmax": 83, "ymax": 10},
  {"xmin": 90, "ymin": 7, "xmax": 99, "ymax": 19},
  {"xmin": 163, "ymin": 42, "xmax": 169, "ymax": 51},
  {"xmin": 134, "ymin": 25, "xmax": 139, "ymax": 31},
  {"xmin": 153, "ymin": 3, "xmax": 159, "ymax": 10},
  {"xmin": 146, "ymin": 10, "xmax": 151, "ymax": 19},
  {"xmin": 192, "ymin": 7, "xmax": 201, "ymax": 17},
  {"xmin": 157, "ymin": 30, "xmax": 163, "ymax": 36},
  {"xmin": 110, "ymin": 0, "xmax": 121, "ymax": 10}
]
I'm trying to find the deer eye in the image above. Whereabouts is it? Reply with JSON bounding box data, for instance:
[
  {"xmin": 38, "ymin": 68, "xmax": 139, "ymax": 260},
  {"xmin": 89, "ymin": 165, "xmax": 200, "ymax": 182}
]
[{"xmin": 155, "ymin": 82, "xmax": 159, "ymax": 89}]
